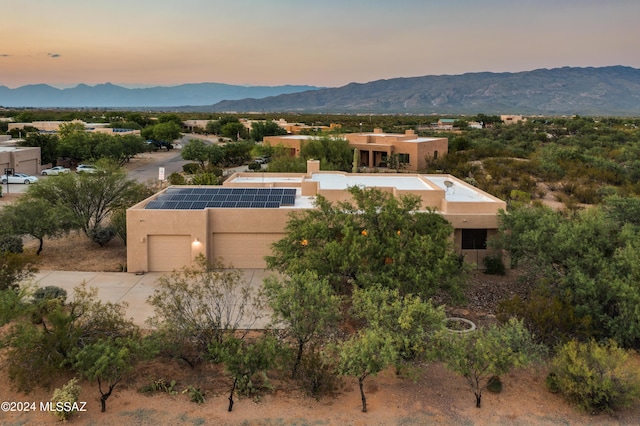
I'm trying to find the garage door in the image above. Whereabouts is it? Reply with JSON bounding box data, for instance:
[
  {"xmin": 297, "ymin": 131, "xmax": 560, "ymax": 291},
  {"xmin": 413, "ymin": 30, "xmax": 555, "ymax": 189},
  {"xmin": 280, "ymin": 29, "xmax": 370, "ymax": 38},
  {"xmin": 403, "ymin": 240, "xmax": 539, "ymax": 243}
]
[
  {"xmin": 148, "ymin": 235, "xmax": 191, "ymax": 272},
  {"xmin": 212, "ymin": 233, "xmax": 284, "ymax": 268},
  {"xmin": 18, "ymin": 159, "xmax": 38, "ymax": 176}
]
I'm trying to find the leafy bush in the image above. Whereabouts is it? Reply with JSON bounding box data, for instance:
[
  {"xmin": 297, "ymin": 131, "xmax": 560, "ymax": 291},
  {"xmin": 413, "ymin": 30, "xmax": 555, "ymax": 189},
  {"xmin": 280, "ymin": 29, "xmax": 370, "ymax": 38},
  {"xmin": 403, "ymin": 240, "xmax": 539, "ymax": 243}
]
[
  {"xmin": 183, "ymin": 385, "xmax": 206, "ymax": 404},
  {"xmin": 496, "ymin": 285, "xmax": 592, "ymax": 347},
  {"xmin": 33, "ymin": 286, "xmax": 67, "ymax": 304},
  {"xmin": 182, "ymin": 163, "xmax": 201, "ymax": 174},
  {"xmin": 190, "ymin": 173, "xmax": 219, "ymax": 185},
  {"xmin": 247, "ymin": 162, "xmax": 262, "ymax": 171},
  {"xmin": 549, "ymin": 339, "xmax": 640, "ymax": 414},
  {"xmin": 51, "ymin": 378, "xmax": 81, "ymax": 421},
  {"xmin": 0, "ymin": 234, "xmax": 24, "ymax": 253},
  {"xmin": 482, "ymin": 254, "xmax": 505, "ymax": 275},
  {"xmin": 168, "ymin": 172, "xmax": 186, "ymax": 185},
  {"xmin": 88, "ymin": 225, "xmax": 116, "ymax": 246},
  {"xmin": 296, "ymin": 348, "xmax": 341, "ymax": 399}
]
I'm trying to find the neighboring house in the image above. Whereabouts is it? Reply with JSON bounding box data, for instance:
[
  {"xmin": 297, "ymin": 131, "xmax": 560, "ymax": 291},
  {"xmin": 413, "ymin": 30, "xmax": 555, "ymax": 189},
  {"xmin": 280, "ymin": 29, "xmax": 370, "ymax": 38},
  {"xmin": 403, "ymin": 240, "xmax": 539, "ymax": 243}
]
[
  {"xmin": 501, "ymin": 115, "xmax": 526, "ymax": 125},
  {"xmin": 264, "ymin": 129, "xmax": 448, "ymax": 172},
  {"xmin": 436, "ymin": 118, "xmax": 457, "ymax": 130},
  {"xmin": 8, "ymin": 121, "xmax": 140, "ymax": 135},
  {"xmin": 0, "ymin": 146, "xmax": 42, "ymax": 176},
  {"xmin": 126, "ymin": 160, "xmax": 505, "ymax": 273}
]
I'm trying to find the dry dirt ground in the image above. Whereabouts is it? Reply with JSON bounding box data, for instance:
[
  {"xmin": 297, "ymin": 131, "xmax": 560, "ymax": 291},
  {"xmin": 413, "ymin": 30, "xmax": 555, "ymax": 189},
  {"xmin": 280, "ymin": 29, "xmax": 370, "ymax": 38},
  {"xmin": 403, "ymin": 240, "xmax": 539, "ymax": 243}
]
[{"xmin": 2, "ymin": 232, "xmax": 640, "ymax": 425}]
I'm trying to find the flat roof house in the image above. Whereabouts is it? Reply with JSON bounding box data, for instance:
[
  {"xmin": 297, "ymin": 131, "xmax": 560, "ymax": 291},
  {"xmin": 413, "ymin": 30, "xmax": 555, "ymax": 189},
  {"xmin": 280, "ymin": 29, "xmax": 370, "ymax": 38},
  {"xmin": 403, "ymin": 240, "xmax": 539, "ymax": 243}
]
[
  {"xmin": 264, "ymin": 129, "xmax": 447, "ymax": 172},
  {"xmin": 126, "ymin": 160, "xmax": 505, "ymax": 273}
]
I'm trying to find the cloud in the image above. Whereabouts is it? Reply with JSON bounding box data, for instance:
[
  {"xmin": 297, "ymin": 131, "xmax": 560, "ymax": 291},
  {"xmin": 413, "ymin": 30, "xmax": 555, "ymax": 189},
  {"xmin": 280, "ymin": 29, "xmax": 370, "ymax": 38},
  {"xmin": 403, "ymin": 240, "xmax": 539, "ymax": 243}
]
[{"xmin": 47, "ymin": 53, "xmax": 61, "ymax": 58}]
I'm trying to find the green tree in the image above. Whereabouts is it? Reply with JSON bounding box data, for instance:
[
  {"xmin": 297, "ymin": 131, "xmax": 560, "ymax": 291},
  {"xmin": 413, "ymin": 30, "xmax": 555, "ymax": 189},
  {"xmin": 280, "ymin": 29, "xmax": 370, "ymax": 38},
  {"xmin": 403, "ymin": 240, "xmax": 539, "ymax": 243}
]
[
  {"xmin": 250, "ymin": 121, "xmax": 287, "ymax": 141},
  {"xmin": 351, "ymin": 285, "xmax": 445, "ymax": 363},
  {"xmin": 0, "ymin": 198, "xmax": 79, "ymax": 254},
  {"xmin": 548, "ymin": 339, "xmax": 640, "ymax": 414},
  {"xmin": 436, "ymin": 318, "xmax": 544, "ymax": 408},
  {"xmin": 300, "ymin": 137, "xmax": 353, "ymax": 171},
  {"xmin": 263, "ymin": 270, "xmax": 342, "ymax": 379},
  {"xmin": 147, "ymin": 121, "xmax": 181, "ymax": 144},
  {"xmin": 493, "ymin": 204, "xmax": 640, "ymax": 347},
  {"xmin": 181, "ymin": 138, "xmax": 211, "ymax": 169},
  {"xmin": 147, "ymin": 255, "xmax": 263, "ymax": 366},
  {"xmin": 337, "ymin": 329, "xmax": 397, "ymax": 412},
  {"xmin": 73, "ymin": 337, "xmax": 151, "ymax": 412},
  {"xmin": 215, "ymin": 334, "xmax": 279, "ymax": 412},
  {"xmin": 221, "ymin": 122, "xmax": 248, "ymax": 141},
  {"xmin": 57, "ymin": 121, "xmax": 86, "ymax": 138},
  {"xmin": 19, "ymin": 133, "xmax": 59, "ymax": 165},
  {"xmin": 3, "ymin": 282, "xmax": 138, "ymax": 392},
  {"xmin": 0, "ymin": 252, "xmax": 38, "ymax": 291},
  {"xmin": 25, "ymin": 161, "xmax": 145, "ymax": 237},
  {"xmin": 266, "ymin": 186, "xmax": 466, "ymax": 299}
]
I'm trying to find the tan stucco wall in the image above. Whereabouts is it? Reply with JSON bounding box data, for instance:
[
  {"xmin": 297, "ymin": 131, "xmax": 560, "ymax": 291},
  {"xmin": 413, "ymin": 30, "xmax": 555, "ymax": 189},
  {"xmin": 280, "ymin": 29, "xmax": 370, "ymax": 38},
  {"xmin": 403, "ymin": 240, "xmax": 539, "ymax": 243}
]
[{"xmin": 0, "ymin": 147, "xmax": 41, "ymax": 175}]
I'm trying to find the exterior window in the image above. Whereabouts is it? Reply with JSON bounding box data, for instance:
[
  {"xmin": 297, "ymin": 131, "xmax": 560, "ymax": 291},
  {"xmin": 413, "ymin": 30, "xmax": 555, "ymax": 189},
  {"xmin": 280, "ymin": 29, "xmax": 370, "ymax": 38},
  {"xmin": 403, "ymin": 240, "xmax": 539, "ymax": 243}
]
[
  {"xmin": 461, "ymin": 229, "xmax": 487, "ymax": 250},
  {"xmin": 398, "ymin": 153, "xmax": 410, "ymax": 164},
  {"xmin": 433, "ymin": 150, "xmax": 438, "ymax": 160}
]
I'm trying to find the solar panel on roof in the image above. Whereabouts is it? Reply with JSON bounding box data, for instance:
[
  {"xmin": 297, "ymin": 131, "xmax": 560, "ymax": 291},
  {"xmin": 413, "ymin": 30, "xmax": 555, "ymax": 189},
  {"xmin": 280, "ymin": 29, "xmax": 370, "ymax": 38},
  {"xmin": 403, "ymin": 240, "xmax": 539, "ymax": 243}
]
[
  {"xmin": 281, "ymin": 195, "xmax": 295, "ymax": 206},
  {"xmin": 145, "ymin": 186, "xmax": 299, "ymax": 209}
]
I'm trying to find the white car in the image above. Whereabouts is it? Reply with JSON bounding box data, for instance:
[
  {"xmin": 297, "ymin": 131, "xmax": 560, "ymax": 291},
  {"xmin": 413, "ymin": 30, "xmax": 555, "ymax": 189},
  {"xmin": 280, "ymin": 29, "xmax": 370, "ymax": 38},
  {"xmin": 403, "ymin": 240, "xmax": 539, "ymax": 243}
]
[
  {"xmin": 1, "ymin": 173, "xmax": 39, "ymax": 184},
  {"xmin": 41, "ymin": 166, "xmax": 71, "ymax": 176},
  {"xmin": 76, "ymin": 164, "xmax": 98, "ymax": 174}
]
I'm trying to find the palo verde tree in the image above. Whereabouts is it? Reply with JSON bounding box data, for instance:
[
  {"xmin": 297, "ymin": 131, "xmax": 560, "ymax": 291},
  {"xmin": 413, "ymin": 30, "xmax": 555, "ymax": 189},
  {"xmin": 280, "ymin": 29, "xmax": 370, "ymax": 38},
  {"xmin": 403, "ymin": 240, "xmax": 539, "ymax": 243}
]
[
  {"xmin": 0, "ymin": 198, "xmax": 79, "ymax": 255},
  {"xmin": 263, "ymin": 270, "xmax": 342, "ymax": 379},
  {"xmin": 147, "ymin": 255, "xmax": 263, "ymax": 366},
  {"xmin": 337, "ymin": 328, "xmax": 397, "ymax": 413},
  {"xmin": 214, "ymin": 334, "xmax": 280, "ymax": 412},
  {"xmin": 24, "ymin": 160, "xmax": 146, "ymax": 237},
  {"xmin": 266, "ymin": 186, "xmax": 467, "ymax": 299},
  {"xmin": 72, "ymin": 336, "xmax": 153, "ymax": 412},
  {"xmin": 435, "ymin": 318, "xmax": 545, "ymax": 408},
  {"xmin": 2, "ymin": 282, "xmax": 139, "ymax": 393},
  {"xmin": 351, "ymin": 285, "xmax": 446, "ymax": 364}
]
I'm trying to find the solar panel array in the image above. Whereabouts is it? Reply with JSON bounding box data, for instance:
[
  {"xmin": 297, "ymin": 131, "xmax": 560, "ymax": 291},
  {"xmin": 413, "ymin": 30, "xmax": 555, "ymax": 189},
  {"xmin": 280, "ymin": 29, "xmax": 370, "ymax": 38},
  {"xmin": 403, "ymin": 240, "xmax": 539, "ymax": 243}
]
[{"xmin": 145, "ymin": 187, "xmax": 297, "ymax": 210}]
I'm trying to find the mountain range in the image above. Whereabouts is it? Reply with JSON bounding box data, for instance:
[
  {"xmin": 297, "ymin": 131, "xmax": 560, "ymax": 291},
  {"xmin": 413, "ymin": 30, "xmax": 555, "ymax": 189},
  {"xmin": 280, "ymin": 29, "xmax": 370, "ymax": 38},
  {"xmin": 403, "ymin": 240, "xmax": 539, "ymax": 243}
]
[
  {"xmin": 0, "ymin": 83, "xmax": 319, "ymax": 109},
  {"xmin": 205, "ymin": 66, "xmax": 640, "ymax": 116},
  {"xmin": 2, "ymin": 66, "xmax": 640, "ymax": 115}
]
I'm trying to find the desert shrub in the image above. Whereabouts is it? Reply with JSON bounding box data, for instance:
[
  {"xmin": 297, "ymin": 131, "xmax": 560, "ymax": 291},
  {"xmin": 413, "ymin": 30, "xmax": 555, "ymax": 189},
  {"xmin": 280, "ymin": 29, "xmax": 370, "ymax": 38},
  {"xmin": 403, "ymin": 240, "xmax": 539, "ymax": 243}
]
[
  {"xmin": 496, "ymin": 285, "xmax": 592, "ymax": 347},
  {"xmin": 168, "ymin": 172, "xmax": 186, "ymax": 185},
  {"xmin": 549, "ymin": 339, "xmax": 640, "ymax": 414},
  {"xmin": 0, "ymin": 287, "xmax": 30, "ymax": 326},
  {"xmin": 183, "ymin": 385, "xmax": 206, "ymax": 404},
  {"xmin": 190, "ymin": 173, "xmax": 219, "ymax": 185},
  {"xmin": 486, "ymin": 376, "xmax": 502, "ymax": 393},
  {"xmin": 296, "ymin": 348, "xmax": 341, "ymax": 398},
  {"xmin": 111, "ymin": 208, "xmax": 127, "ymax": 245},
  {"xmin": 50, "ymin": 377, "xmax": 81, "ymax": 421},
  {"xmin": 33, "ymin": 286, "xmax": 68, "ymax": 304},
  {"xmin": 247, "ymin": 162, "xmax": 262, "ymax": 171},
  {"xmin": 0, "ymin": 234, "xmax": 23, "ymax": 253},
  {"xmin": 88, "ymin": 225, "xmax": 116, "ymax": 246},
  {"xmin": 182, "ymin": 163, "xmax": 201, "ymax": 174},
  {"xmin": 482, "ymin": 254, "xmax": 505, "ymax": 275}
]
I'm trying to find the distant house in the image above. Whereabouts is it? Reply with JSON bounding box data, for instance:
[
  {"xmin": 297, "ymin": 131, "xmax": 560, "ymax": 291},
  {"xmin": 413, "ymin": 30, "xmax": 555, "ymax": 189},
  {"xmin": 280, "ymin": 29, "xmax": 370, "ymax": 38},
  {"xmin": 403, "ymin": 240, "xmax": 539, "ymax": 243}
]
[
  {"xmin": 264, "ymin": 128, "xmax": 448, "ymax": 172},
  {"xmin": 8, "ymin": 120, "xmax": 140, "ymax": 136},
  {"xmin": 501, "ymin": 115, "xmax": 526, "ymax": 125}
]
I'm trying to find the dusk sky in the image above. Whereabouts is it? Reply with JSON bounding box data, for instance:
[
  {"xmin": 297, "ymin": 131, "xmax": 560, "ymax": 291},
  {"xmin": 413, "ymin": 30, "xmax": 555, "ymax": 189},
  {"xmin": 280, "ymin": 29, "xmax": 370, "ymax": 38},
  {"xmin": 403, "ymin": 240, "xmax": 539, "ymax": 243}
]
[{"xmin": 2, "ymin": 0, "xmax": 639, "ymax": 89}]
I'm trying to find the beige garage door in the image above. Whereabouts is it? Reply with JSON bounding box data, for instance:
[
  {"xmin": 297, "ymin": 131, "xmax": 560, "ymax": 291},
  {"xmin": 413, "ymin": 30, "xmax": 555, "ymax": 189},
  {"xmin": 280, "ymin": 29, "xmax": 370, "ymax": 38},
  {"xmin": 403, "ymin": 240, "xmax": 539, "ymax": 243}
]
[
  {"xmin": 212, "ymin": 233, "xmax": 284, "ymax": 268},
  {"xmin": 18, "ymin": 159, "xmax": 38, "ymax": 176},
  {"xmin": 148, "ymin": 235, "xmax": 191, "ymax": 272}
]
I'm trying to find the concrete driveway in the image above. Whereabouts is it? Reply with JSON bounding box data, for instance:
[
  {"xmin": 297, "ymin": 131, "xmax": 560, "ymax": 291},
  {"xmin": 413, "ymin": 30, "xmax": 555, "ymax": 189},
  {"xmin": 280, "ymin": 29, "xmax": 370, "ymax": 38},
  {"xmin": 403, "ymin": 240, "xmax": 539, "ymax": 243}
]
[{"xmin": 28, "ymin": 269, "xmax": 275, "ymax": 329}]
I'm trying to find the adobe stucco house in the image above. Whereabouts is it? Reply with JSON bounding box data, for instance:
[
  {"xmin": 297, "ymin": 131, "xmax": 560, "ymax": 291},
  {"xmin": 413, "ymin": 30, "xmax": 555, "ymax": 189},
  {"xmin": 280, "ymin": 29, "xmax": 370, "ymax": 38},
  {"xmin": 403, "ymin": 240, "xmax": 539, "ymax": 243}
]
[
  {"xmin": 0, "ymin": 146, "xmax": 41, "ymax": 176},
  {"xmin": 126, "ymin": 160, "xmax": 506, "ymax": 273},
  {"xmin": 264, "ymin": 129, "xmax": 447, "ymax": 172}
]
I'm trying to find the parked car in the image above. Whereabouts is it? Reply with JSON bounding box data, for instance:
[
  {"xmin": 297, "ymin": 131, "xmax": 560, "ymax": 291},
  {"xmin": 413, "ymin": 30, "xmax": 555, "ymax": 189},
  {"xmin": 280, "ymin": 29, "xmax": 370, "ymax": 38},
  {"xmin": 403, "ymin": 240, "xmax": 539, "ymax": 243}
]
[
  {"xmin": 1, "ymin": 173, "xmax": 39, "ymax": 184},
  {"xmin": 76, "ymin": 164, "xmax": 98, "ymax": 174},
  {"xmin": 41, "ymin": 166, "xmax": 71, "ymax": 176},
  {"xmin": 254, "ymin": 156, "xmax": 270, "ymax": 164}
]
